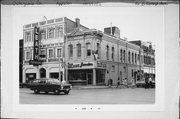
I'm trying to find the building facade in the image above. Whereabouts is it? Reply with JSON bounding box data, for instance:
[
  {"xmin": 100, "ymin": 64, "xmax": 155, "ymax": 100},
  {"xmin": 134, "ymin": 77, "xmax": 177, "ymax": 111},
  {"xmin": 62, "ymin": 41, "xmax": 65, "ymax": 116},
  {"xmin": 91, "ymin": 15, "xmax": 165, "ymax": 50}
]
[
  {"xmin": 23, "ymin": 17, "xmax": 88, "ymax": 83},
  {"xmin": 22, "ymin": 17, "xmax": 155, "ymax": 86}
]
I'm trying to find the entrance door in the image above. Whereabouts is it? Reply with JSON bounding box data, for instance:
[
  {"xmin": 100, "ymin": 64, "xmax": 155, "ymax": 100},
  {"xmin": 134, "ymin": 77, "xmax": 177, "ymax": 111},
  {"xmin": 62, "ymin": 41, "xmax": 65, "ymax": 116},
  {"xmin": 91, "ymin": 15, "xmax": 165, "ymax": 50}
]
[
  {"xmin": 87, "ymin": 73, "xmax": 92, "ymax": 85},
  {"xmin": 40, "ymin": 68, "xmax": 46, "ymax": 78}
]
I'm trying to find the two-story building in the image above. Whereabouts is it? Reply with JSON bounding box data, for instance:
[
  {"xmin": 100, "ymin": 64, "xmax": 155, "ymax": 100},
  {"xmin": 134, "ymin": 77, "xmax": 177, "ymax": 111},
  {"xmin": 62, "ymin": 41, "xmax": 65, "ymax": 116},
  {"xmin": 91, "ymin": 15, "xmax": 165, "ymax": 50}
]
[{"xmin": 66, "ymin": 26, "xmax": 142, "ymax": 86}]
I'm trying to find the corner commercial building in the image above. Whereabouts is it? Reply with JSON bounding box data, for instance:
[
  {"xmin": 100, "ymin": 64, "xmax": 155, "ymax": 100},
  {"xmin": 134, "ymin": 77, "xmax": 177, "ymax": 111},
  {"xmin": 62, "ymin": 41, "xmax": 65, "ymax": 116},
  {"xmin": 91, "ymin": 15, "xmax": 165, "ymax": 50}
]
[{"xmin": 22, "ymin": 17, "xmax": 155, "ymax": 86}]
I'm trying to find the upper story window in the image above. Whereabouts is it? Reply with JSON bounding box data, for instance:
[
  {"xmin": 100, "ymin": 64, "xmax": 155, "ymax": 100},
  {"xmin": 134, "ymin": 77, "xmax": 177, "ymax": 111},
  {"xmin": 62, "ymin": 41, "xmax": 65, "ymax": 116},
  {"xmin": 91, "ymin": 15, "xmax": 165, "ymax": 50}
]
[
  {"xmin": 106, "ymin": 45, "xmax": 109, "ymax": 60},
  {"xmin": 123, "ymin": 50, "xmax": 126, "ymax": 63},
  {"xmin": 56, "ymin": 48, "xmax": 62, "ymax": 58},
  {"xmin": 40, "ymin": 29, "xmax": 46, "ymax": 40},
  {"xmin": 112, "ymin": 65, "xmax": 115, "ymax": 72},
  {"xmin": 25, "ymin": 51, "xmax": 31, "ymax": 60},
  {"xmin": 135, "ymin": 53, "xmax": 137, "ymax": 64},
  {"xmin": 97, "ymin": 43, "xmax": 100, "ymax": 57},
  {"xmin": 128, "ymin": 51, "xmax": 131, "ymax": 63},
  {"xmin": 68, "ymin": 44, "xmax": 73, "ymax": 58},
  {"xmin": 55, "ymin": 26, "xmax": 63, "ymax": 38},
  {"xmin": 86, "ymin": 43, "xmax": 91, "ymax": 57},
  {"xmin": 40, "ymin": 49, "xmax": 46, "ymax": 59},
  {"xmin": 112, "ymin": 47, "xmax": 115, "ymax": 61},
  {"xmin": 132, "ymin": 52, "xmax": 134, "ymax": 64},
  {"xmin": 25, "ymin": 31, "xmax": 31, "ymax": 42},
  {"xmin": 48, "ymin": 27, "xmax": 54, "ymax": 39},
  {"xmin": 48, "ymin": 49, "xmax": 54, "ymax": 59},
  {"xmin": 120, "ymin": 49, "xmax": 122, "ymax": 62},
  {"xmin": 77, "ymin": 44, "xmax": 81, "ymax": 58}
]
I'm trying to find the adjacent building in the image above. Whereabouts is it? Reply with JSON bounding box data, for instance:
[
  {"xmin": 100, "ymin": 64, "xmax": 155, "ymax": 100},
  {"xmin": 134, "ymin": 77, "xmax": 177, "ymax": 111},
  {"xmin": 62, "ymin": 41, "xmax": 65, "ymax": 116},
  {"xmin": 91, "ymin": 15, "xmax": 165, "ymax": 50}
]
[{"xmin": 22, "ymin": 17, "xmax": 155, "ymax": 86}]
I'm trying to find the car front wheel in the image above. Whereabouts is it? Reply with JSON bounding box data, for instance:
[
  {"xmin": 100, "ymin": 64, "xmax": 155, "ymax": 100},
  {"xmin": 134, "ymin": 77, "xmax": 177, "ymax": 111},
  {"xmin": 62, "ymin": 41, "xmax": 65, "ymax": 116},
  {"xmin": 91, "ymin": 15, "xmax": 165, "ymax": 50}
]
[
  {"xmin": 64, "ymin": 90, "xmax": 70, "ymax": 95},
  {"xmin": 34, "ymin": 89, "xmax": 39, "ymax": 94}
]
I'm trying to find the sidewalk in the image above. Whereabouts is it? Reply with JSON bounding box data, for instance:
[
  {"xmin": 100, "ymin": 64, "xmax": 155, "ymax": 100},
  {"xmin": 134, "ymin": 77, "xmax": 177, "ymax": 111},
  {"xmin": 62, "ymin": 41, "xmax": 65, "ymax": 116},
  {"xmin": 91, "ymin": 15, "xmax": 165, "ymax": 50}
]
[
  {"xmin": 72, "ymin": 85, "xmax": 136, "ymax": 89},
  {"xmin": 72, "ymin": 85, "xmax": 109, "ymax": 89}
]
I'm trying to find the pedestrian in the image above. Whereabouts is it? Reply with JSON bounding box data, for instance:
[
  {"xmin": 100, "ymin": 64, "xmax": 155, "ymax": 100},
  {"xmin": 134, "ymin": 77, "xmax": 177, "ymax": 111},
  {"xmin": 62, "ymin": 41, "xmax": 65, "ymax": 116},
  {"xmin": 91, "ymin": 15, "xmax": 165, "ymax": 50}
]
[
  {"xmin": 124, "ymin": 78, "xmax": 128, "ymax": 88},
  {"xmin": 108, "ymin": 78, "xmax": 112, "ymax": 88},
  {"xmin": 116, "ymin": 77, "xmax": 120, "ymax": 88},
  {"xmin": 131, "ymin": 78, "xmax": 136, "ymax": 88},
  {"xmin": 148, "ymin": 77, "xmax": 153, "ymax": 88}
]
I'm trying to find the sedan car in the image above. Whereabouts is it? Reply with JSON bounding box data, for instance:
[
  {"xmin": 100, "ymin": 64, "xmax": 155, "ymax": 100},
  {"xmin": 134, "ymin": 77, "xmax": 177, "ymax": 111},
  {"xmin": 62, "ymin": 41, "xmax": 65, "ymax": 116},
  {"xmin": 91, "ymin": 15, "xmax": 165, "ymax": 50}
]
[{"xmin": 30, "ymin": 78, "xmax": 72, "ymax": 95}]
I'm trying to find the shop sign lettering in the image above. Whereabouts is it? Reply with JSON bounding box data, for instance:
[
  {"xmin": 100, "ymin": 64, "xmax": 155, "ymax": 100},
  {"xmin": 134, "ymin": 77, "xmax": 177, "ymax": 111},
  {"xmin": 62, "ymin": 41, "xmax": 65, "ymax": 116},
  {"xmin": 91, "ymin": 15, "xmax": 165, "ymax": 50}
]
[
  {"xmin": 33, "ymin": 26, "xmax": 40, "ymax": 61},
  {"xmin": 68, "ymin": 62, "xmax": 93, "ymax": 68}
]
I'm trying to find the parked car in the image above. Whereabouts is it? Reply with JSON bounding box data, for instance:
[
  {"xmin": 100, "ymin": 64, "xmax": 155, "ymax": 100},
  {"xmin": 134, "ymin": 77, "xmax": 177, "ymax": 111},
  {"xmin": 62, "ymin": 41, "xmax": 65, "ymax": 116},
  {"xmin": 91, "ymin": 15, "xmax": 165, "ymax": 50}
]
[
  {"xmin": 20, "ymin": 82, "xmax": 30, "ymax": 88},
  {"xmin": 30, "ymin": 78, "xmax": 72, "ymax": 95}
]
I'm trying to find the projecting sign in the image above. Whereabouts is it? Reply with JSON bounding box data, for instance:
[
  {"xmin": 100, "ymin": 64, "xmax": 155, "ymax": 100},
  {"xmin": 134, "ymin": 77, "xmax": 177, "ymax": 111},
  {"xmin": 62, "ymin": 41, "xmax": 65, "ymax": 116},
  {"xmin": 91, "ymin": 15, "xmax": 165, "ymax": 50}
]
[
  {"xmin": 29, "ymin": 60, "xmax": 42, "ymax": 66},
  {"xmin": 33, "ymin": 26, "xmax": 40, "ymax": 61},
  {"xmin": 29, "ymin": 26, "xmax": 41, "ymax": 66}
]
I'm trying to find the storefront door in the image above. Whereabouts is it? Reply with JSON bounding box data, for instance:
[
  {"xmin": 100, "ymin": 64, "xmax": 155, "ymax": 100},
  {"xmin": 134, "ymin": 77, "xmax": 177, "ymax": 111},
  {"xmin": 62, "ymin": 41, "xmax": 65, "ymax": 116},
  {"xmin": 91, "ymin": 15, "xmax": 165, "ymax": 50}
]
[{"xmin": 87, "ymin": 73, "xmax": 92, "ymax": 85}]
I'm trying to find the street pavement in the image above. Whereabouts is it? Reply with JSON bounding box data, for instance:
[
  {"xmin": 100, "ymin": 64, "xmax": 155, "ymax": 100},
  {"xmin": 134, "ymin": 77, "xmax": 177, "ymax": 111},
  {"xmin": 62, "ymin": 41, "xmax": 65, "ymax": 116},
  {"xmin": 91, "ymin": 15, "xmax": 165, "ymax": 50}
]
[{"xmin": 20, "ymin": 87, "xmax": 155, "ymax": 104}]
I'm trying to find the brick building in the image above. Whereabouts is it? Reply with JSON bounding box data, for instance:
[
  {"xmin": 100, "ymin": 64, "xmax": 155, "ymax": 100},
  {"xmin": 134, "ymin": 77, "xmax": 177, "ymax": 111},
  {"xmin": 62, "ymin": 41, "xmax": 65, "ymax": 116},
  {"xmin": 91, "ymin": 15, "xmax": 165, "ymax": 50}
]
[{"xmin": 22, "ymin": 17, "xmax": 155, "ymax": 86}]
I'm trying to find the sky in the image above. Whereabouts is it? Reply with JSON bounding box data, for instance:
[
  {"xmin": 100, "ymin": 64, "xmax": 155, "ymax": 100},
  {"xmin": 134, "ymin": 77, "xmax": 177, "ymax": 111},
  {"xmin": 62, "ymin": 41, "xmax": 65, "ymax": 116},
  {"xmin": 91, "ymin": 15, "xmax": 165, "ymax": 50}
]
[{"xmin": 11, "ymin": 4, "xmax": 164, "ymax": 44}]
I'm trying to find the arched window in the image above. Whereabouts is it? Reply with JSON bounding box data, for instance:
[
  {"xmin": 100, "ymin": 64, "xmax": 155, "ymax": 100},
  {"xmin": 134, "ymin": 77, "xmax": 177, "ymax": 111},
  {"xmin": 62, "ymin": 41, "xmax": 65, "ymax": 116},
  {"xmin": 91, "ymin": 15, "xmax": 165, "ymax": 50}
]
[
  {"xmin": 106, "ymin": 45, "xmax": 109, "ymax": 60},
  {"xmin": 112, "ymin": 47, "xmax": 114, "ymax": 61},
  {"xmin": 68, "ymin": 44, "xmax": 73, "ymax": 58},
  {"xmin": 132, "ymin": 52, "xmax": 134, "ymax": 64},
  {"xmin": 135, "ymin": 53, "xmax": 137, "ymax": 64},
  {"xmin": 77, "ymin": 44, "xmax": 81, "ymax": 57},
  {"xmin": 120, "ymin": 49, "xmax": 122, "ymax": 62},
  {"xmin": 86, "ymin": 43, "xmax": 91, "ymax": 56},
  {"xmin": 123, "ymin": 50, "xmax": 126, "ymax": 63},
  {"xmin": 128, "ymin": 51, "xmax": 131, "ymax": 63}
]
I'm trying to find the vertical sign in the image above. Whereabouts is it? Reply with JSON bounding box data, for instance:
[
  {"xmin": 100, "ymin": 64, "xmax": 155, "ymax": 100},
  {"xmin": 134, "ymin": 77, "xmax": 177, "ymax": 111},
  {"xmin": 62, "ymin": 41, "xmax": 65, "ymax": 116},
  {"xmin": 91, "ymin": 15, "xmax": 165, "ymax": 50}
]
[
  {"xmin": 33, "ymin": 26, "xmax": 40, "ymax": 61},
  {"xmin": 29, "ymin": 26, "xmax": 42, "ymax": 66}
]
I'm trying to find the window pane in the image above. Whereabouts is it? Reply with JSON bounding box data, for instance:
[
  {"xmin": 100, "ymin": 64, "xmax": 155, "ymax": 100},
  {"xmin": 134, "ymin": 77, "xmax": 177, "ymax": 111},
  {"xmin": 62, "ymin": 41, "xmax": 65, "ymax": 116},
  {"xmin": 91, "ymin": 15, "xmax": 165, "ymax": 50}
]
[
  {"xmin": 40, "ymin": 29, "xmax": 46, "ymax": 40},
  {"xmin": 57, "ymin": 48, "xmax": 61, "ymax": 57},
  {"xmin": 86, "ymin": 43, "xmax": 91, "ymax": 56},
  {"xmin": 49, "ymin": 49, "xmax": 53, "ymax": 58},
  {"xmin": 77, "ymin": 44, "xmax": 81, "ymax": 57},
  {"xmin": 25, "ymin": 32, "xmax": 31, "ymax": 42},
  {"xmin": 69, "ymin": 45, "xmax": 73, "ymax": 58},
  {"xmin": 48, "ymin": 28, "xmax": 54, "ymax": 39},
  {"xmin": 55, "ymin": 27, "xmax": 63, "ymax": 38},
  {"xmin": 26, "ymin": 52, "xmax": 30, "ymax": 60}
]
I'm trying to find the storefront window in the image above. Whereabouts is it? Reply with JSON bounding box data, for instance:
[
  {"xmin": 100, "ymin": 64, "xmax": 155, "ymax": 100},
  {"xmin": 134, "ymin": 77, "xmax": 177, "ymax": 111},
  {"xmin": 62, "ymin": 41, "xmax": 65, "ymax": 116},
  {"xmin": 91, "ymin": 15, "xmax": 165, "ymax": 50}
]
[{"xmin": 96, "ymin": 69, "xmax": 105, "ymax": 85}]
